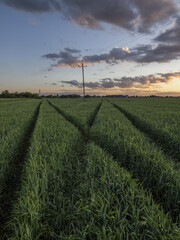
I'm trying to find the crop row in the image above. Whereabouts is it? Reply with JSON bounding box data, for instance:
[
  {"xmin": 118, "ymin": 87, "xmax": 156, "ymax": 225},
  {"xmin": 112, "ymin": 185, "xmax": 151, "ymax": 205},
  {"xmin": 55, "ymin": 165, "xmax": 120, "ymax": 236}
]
[
  {"xmin": 4, "ymin": 100, "xmax": 180, "ymax": 239},
  {"xmin": 0, "ymin": 100, "xmax": 41, "ymax": 179},
  {"xmin": 110, "ymin": 98, "xmax": 180, "ymax": 160},
  {"xmin": 5, "ymin": 100, "xmax": 83, "ymax": 239},
  {"xmin": 90, "ymin": 101, "xmax": 180, "ymax": 222},
  {"xmin": 49, "ymin": 98, "xmax": 102, "ymax": 134},
  {"xmin": 0, "ymin": 100, "xmax": 41, "ymax": 229},
  {"xmin": 48, "ymin": 98, "xmax": 180, "ymax": 222}
]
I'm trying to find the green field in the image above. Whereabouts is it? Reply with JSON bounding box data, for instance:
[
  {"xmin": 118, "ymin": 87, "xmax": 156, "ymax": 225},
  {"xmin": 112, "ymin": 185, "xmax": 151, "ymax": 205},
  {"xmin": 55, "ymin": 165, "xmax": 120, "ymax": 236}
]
[{"xmin": 0, "ymin": 98, "xmax": 180, "ymax": 239}]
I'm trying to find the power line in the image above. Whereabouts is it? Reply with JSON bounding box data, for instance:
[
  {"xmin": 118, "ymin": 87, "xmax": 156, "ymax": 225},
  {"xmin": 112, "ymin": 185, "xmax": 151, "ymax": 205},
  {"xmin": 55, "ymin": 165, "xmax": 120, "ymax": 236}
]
[
  {"xmin": 78, "ymin": 59, "xmax": 87, "ymax": 100},
  {"xmin": 86, "ymin": 10, "xmax": 180, "ymax": 78},
  {"xmin": 90, "ymin": 8, "xmax": 180, "ymax": 55}
]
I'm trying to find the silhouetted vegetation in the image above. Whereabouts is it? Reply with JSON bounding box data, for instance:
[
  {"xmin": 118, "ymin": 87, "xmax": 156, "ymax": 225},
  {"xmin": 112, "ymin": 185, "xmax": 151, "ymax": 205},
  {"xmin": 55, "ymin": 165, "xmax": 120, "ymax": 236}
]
[{"xmin": 0, "ymin": 90, "xmax": 40, "ymax": 98}]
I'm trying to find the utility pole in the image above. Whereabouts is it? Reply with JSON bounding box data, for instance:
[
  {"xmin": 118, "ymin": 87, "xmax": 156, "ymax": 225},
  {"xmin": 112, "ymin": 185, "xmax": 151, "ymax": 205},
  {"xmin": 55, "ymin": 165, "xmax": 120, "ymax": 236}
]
[{"xmin": 78, "ymin": 59, "xmax": 87, "ymax": 100}]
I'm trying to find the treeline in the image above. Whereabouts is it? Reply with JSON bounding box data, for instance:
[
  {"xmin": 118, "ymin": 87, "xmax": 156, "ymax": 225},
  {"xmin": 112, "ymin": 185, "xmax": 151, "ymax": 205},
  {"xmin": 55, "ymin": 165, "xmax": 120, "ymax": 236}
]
[
  {"xmin": 45, "ymin": 94, "xmax": 81, "ymax": 98},
  {"xmin": 0, "ymin": 90, "xmax": 40, "ymax": 98},
  {"xmin": 45, "ymin": 94, "xmax": 101, "ymax": 98},
  {"xmin": 0, "ymin": 91, "xmax": 102, "ymax": 99}
]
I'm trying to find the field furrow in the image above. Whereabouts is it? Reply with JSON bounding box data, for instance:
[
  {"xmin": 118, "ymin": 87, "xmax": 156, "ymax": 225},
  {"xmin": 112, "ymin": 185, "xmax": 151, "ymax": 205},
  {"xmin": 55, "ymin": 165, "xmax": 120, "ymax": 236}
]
[
  {"xmin": 0, "ymin": 100, "xmax": 42, "ymax": 236},
  {"xmin": 110, "ymin": 98, "xmax": 180, "ymax": 161},
  {"xmin": 48, "ymin": 98, "xmax": 102, "ymax": 134},
  {"xmin": 90, "ymin": 101, "xmax": 180, "ymax": 222},
  {"xmin": 1, "ymin": 97, "xmax": 180, "ymax": 239},
  {"xmin": 48, "ymin": 98, "xmax": 102, "ymax": 137},
  {"xmin": 58, "ymin": 143, "xmax": 179, "ymax": 239},
  {"xmin": 5, "ymin": 100, "xmax": 84, "ymax": 239}
]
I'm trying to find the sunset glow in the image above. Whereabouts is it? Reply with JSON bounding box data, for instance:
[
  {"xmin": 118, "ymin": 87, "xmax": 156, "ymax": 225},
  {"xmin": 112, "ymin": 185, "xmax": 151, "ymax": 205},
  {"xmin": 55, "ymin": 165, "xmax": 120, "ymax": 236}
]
[{"xmin": 0, "ymin": 0, "xmax": 180, "ymax": 96}]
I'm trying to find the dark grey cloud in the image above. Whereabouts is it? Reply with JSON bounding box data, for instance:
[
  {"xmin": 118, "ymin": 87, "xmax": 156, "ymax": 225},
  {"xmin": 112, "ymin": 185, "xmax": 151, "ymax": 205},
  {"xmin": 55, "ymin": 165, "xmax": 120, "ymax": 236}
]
[
  {"xmin": 61, "ymin": 71, "xmax": 180, "ymax": 89},
  {"xmin": 155, "ymin": 17, "xmax": 180, "ymax": 43},
  {"xmin": 60, "ymin": 0, "xmax": 136, "ymax": 30},
  {"xmin": 62, "ymin": 80, "xmax": 81, "ymax": 87},
  {"xmin": 0, "ymin": 0, "xmax": 178, "ymax": 32},
  {"xmin": 61, "ymin": 80, "xmax": 99, "ymax": 89},
  {"xmin": 42, "ymin": 48, "xmax": 81, "ymax": 66},
  {"xmin": 83, "ymin": 47, "xmax": 131, "ymax": 64},
  {"xmin": 56, "ymin": 51, "xmax": 80, "ymax": 67},
  {"xmin": 100, "ymin": 78, "xmax": 116, "ymax": 88},
  {"xmin": 84, "ymin": 53, "xmax": 109, "ymax": 64},
  {"xmin": 0, "ymin": 0, "xmax": 61, "ymax": 13},
  {"xmin": 64, "ymin": 47, "xmax": 81, "ymax": 54},
  {"xmin": 42, "ymin": 53, "xmax": 60, "ymax": 60},
  {"xmin": 43, "ymin": 14, "xmax": 180, "ymax": 67},
  {"xmin": 134, "ymin": 44, "xmax": 180, "ymax": 63},
  {"xmin": 101, "ymin": 72, "xmax": 180, "ymax": 88},
  {"xmin": 43, "ymin": 42, "xmax": 180, "ymax": 67},
  {"xmin": 85, "ymin": 81, "xmax": 100, "ymax": 89},
  {"xmin": 60, "ymin": 0, "xmax": 178, "ymax": 32},
  {"xmin": 84, "ymin": 39, "xmax": 180, "ymax": 64},
  {"xmin": 133, "ymin": 16, "xmax": 180, "ymax": 63},
  {"xmin": 133, "ymin": 0, "xmax": 178, "ymax": 33}
]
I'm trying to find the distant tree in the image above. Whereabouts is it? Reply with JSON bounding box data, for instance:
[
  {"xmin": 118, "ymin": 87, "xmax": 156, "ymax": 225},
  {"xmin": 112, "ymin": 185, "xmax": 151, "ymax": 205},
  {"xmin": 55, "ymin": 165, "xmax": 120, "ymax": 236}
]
[
  {"xmin": 1, "ymin": 90, "xmax": 10, "ymax": 98},
  {"xmin": 0, "ymin": 90, "xmax": 41, "ymax": 99}
]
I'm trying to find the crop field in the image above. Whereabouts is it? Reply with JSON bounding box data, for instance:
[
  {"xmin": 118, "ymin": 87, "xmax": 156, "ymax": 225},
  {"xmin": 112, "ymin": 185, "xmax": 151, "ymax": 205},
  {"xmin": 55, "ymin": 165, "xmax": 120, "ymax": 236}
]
[{"xmin": 0, "ymin": 97, "xmax": 180, "ymax": 239}]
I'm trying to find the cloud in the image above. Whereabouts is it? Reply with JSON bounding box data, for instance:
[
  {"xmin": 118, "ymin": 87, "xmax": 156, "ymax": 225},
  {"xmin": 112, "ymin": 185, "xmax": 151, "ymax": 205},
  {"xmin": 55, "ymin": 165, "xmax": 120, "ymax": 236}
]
[
  {"xmin": 43, "ymin": 41, "xmax": 180, "ymax": 67},
  {"xmin": 134, "ymin": 44, "xmax": 180, "ymax": 63},
  {"xmin": 61, "ymin": 71, "xmax": 180, "ymax": 90},
  {"xmin": 0, "ymin": 0, "xmax": 61, "ymax": 13},
  {"xmin": 84, "ymin": 40, "xmax": 180, "ymax": 64},
  {"xmin": 155, "ymin": 17, "xmax": 180, "ymax": 43},
  {"xmin": 42, "ymin": 53, "xmax": 60, "ymax": 60},
  {"xmin": 42, "ymin": 48, "xmax": 81, "ymax": 67},
  {"xmin": 60, "ymin": 0, "xmax": 178, "ymax": 32},
  {"xmin": 100, "ymin": 78, "xmax": 116, "ymax": 88},
  {"xmin": 132, "ymin": 0, "xmax": 178, "ymax": 33},
  {"xmin": 85, "ymin": 81, "xmax": 100, "ymax": 89},
  {"xmin": 82, "ymin": 47, "xmax": 132, "ymax": 65},
  {"xmin": 61, "ymin": 80, "xmax": 100, "ymax": 89},
  {"xmin": 61, "ymin": 80, "xmax": 81, "ymax": 87},
  {"xmin": 1, "ymin": 0, "xmax": 178, "ymax": 32},
  {"xmin": 64, "ymin": 47, "xmax": 81, "ymax": 54},
  {"xmin": 55, "ymin": 51, "xmax": 80, "ymax": 67},
  {"xmin": 42, "ymin": 15, "xmax": 180, "ymax": 67}
]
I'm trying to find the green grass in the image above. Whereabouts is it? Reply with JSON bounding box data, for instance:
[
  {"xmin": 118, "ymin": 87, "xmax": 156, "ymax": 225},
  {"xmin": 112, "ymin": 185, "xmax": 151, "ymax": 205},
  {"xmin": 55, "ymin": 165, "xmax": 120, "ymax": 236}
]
[
  {"xmin": 0, "ymin": 98, "xmax": 180, "ymax": 239},
  {"xmin": 0, "ymin": 98, "xmax": 31, "ymax": 103},
  {"xmin": 6, "ymin": 100, "xmax": 83, "ymax": 239},
  {"xmin": 90, "ymin": 101, "xmax": 180, "ymax": 222},
  {"xmin": 110, "ymin": 97, "xmax": 180, "ymax": 160},
  {"xmin": 49, "ymin": 98, "xmax": 102, "ymax": 133},
  {"xmin": 56, "ymin": 143, "xmax": 179, "ymax": 239}
]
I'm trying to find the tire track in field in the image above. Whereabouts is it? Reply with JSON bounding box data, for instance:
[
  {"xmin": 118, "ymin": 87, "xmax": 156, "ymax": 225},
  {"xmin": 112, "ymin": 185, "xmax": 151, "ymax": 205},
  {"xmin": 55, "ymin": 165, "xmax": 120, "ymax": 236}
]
[
  {"xmin": 110, "ymin": 101, "xmax": 180, "ymax": 163},
  {"xmin": 40, "ymin": 100, "xmax": 103, "ymax": 238},
  {"xmin": 0, "ymin": 101, "xmax": 42, "ymax": 237},
  {"xmin": 48, "ymin": 100, "xmax": 180, "ymax": 223},
  {"xmin": 48, "ymin": 100, "xmax": 85, "ymax": 134},
  {"xmin": 91, "ymin": 100, "xmax": 179, "ymax": 223},
  {"xmin": 47, "ymin": 99, "xmax": 103, "ymax": 141}
]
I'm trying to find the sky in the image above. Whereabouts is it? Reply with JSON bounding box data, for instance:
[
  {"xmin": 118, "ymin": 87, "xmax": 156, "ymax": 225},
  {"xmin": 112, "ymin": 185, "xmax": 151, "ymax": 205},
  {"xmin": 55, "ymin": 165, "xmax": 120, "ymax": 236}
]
[{"xmin": 0, "ymin": 0, "xmax": 180, "ymax": 96}]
